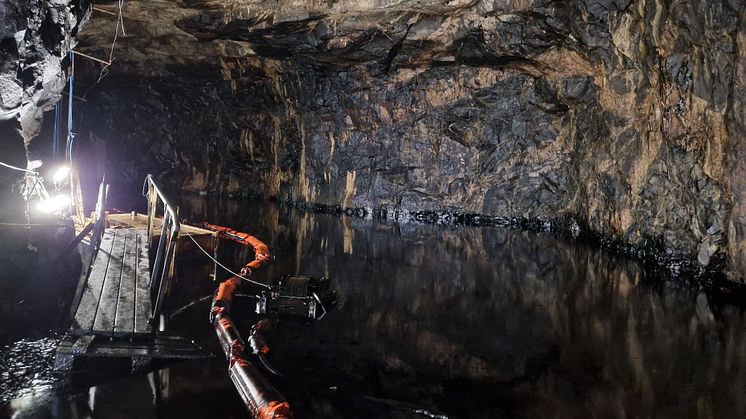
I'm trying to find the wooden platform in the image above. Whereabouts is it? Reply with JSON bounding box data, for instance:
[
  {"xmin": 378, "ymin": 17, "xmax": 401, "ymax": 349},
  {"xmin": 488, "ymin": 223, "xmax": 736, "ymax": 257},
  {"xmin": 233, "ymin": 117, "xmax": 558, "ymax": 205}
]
[
  {"xmin": 58, "ymin": 178, "xmax": 212, "ymax": 365},
  {"xmin": 108, "ymin": 212, "xmax": 218, "ymax": 263},
  {"xmin": 71, "ymin": 228, "xmax": 152, "ymax": 336},
  {"xmin": 107, "ymin": 212, "xmax": 215, "ymax": 238}
]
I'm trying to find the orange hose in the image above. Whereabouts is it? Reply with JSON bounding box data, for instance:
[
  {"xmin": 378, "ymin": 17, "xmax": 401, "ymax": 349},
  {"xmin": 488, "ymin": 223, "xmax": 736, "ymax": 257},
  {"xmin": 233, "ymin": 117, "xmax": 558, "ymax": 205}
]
[
  {"xmin": 204, "ymin": 223, "xmax": 271, "ymax": 273},
  {"xmin": 205, "ymin": 223, "xmax": 290, "ymax": 418},
  {"xmin": 215, "ymin": 277, "xmax": 240, "ymax": 305}
]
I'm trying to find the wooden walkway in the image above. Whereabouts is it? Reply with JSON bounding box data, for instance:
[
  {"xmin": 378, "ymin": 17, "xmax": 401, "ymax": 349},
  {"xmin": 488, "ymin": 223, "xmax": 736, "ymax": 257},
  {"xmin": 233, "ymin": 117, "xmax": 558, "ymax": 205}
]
[
  {"xmin": 71, "ymin": 228, "xmax": 152, "ymax": 337},
  {"xmin": 57, "ymin": 178, "xmax": 211, "ymax": 364}
]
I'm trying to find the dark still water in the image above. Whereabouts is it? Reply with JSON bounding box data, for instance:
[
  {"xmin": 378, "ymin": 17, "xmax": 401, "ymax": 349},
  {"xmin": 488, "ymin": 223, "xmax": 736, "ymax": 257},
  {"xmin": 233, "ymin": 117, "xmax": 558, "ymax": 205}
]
[{"xmin": 2, "ymin": 198, "xmax": 745, "ymax": 418}]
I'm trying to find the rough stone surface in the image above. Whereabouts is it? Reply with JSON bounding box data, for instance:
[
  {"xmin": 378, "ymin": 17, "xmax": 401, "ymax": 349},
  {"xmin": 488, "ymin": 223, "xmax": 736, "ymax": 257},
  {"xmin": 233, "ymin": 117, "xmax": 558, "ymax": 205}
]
[
  {"xmin": 74, "ymin": 0, "xmax": 744, "ymax": 282},
  {"xmin": 0, "ymin": 0, "xmax": 90, "ymax": 221},
  {"xmin": 1, "ymin": 0, "xmax": 89, "ymax": 126}
]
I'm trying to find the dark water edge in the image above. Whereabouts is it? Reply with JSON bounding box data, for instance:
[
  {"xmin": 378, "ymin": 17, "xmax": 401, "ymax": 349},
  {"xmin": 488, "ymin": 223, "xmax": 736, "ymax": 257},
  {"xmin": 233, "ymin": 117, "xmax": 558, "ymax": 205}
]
[
  {"xmin": 2, "ymin": 196, "xmax": 745, "ymax": 418},
  {"xmin": 274, "ymin": 197, "xmax": 737, "ymax": 285}
]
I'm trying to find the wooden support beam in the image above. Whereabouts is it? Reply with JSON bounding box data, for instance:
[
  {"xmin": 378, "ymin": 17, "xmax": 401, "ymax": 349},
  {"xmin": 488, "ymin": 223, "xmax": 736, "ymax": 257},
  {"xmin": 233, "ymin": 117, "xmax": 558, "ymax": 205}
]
[
  {"xmin": 57, "ymin": 334, "xmax": 210, "ymax": 360},
  {"xmin": 57, "ymin": 222, "xmax": 94, "ymax": 261},
  {"xmin": 73, "ymin": 169, "xmax": 85, "ymax": 226},
  {"xmin": 93, "ymin": 7, "xmax": 118, "ymax": 16},
  {"xmin": 72, "ymin": 50, "xmax": 111, "ymax": 66},
  {"xmin": 0, "ymin": 222, "xmax": 71, "ymax": 228},
  {"xmin": 61, "ymin": 91, "xmax": 88, "ymax": 102}
]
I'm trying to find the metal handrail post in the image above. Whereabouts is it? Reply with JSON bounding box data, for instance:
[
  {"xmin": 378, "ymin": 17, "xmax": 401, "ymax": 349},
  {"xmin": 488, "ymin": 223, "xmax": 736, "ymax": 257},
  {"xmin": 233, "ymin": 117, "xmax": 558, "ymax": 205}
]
[
  {"xmin": 143, "ymin": 174, "xmax": 181, "ymax": 325},
  {"xmin": 150, "ymin": 210, "xmax": 170, "ymax": 295},
  {"xmin": 90, "ymin": 177, "xmax": 108, "ymax": 263},
  {"xmin": 152, "ymin": 232, "xmax": 177, "ymax": 319},
  {"xmin": 149, "ymin": 177, "xmax": 180, "ymax": 234},
  {"xmin": 147, "ymin": 182, "xmax": 155, "ymax": 240}
]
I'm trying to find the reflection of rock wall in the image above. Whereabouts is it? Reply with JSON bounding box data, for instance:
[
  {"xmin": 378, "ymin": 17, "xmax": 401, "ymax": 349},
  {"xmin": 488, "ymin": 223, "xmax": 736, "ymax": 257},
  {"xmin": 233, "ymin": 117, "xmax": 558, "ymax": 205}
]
[
  {"xmin": 208, "ymin": 202, "xmax": 744, "ymax": 418},
  {"xmin": 77, "ymin": 1, "xmax": 745, "ymax": 282},
  {"xmin": 169, "ymin": 200, "xmax": 746, "ymax": 417}
]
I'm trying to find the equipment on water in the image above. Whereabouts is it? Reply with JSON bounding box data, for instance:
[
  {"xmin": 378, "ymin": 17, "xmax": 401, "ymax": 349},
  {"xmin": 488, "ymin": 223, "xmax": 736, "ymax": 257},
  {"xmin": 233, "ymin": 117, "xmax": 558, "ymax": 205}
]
[{"xmin": 257, "ymin": 275, "xmax": 336, "ymax": 320}]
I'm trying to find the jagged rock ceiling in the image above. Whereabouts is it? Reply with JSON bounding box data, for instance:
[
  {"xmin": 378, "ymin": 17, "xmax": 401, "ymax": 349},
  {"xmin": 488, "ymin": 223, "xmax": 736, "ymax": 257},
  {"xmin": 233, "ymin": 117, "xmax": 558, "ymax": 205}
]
[
  {"xmin": 78, "ymin": 0, "xmax": 553, "ymax": 75},
  {"xmin": 72, "ymin": 0, "xmax": 745, "ymax": 283}
]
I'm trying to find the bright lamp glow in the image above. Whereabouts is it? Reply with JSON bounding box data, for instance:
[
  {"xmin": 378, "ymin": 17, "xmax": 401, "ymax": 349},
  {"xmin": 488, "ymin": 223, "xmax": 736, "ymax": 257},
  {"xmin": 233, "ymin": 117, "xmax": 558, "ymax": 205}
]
[
  {"xmin": 52, "ymin": 165, "xmax": 70, "ymax": 183},
  {"xmin": 37, "ymin": 195, "xmax": 70, "ymax": 213}
]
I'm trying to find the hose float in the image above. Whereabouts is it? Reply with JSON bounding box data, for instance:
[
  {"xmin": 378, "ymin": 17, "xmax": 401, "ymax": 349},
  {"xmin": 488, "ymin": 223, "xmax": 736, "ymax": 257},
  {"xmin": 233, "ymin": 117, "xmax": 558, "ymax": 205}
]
[{"xmin": 205, "ymin": 223, "xmax": 291, "ymax": 419}]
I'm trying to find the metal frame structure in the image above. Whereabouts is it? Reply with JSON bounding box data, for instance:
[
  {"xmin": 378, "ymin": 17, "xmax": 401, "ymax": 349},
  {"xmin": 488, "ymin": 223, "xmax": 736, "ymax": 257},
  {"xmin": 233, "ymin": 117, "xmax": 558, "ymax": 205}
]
[{"xmin": 143, "ymin": 174, "xmax": 181, "ymax": 323}]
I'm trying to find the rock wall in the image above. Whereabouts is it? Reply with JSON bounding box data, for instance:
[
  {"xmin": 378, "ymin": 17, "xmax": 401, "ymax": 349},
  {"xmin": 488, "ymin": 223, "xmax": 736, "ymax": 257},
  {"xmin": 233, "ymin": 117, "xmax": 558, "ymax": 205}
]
[
  {"xmin": 76, "ymin": 0, "xmax": 744, "ymax": 282},
  {"xmin": 0, "ymin": 0, "xmax": 90, "ymax": 221}
]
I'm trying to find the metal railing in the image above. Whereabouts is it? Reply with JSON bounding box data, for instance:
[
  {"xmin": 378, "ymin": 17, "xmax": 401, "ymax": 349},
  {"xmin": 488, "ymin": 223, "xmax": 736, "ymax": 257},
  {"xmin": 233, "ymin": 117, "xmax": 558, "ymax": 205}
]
[
  {"xmin": 143, "ymin": 174, "xmax": 181, "ymax": 323},
  {"xmin": 90, "ymin": 176, "xmax": 108, "ymax": 261}
]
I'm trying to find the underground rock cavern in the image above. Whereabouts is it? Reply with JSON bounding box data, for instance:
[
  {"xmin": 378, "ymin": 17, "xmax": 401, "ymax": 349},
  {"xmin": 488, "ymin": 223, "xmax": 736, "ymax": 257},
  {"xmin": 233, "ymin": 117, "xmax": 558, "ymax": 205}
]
[{"xmin": 1, "ymin": 1, "xmax": 744, "ymax": 418}]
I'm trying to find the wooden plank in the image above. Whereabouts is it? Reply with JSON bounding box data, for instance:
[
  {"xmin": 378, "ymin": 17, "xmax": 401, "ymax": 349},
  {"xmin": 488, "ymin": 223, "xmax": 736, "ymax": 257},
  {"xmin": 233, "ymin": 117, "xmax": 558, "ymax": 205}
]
[
  {"xmin": 114, "ymin": 229, "xmax": 137, "ymax": 336},
  {"xmin": 57, "ymin": 334, "xmax": 210, "ymax": 360},
  {"xmin": 73, "ymin": 169, "xmax": 85, "ymax": 225},
  {"xmin": 70, "ymin": 335, "xmax": 96, "ymax": 355},
  {"xmin": 92, "ymin": 229, "xmax": 127, "ymax": 335},
  {"xmin": 134, "ymin": 230, "xmax": 152, "ymax": 334},
  {"xmin": 71, "ymin": 230, "xmax": 116, "ymax": 332}
]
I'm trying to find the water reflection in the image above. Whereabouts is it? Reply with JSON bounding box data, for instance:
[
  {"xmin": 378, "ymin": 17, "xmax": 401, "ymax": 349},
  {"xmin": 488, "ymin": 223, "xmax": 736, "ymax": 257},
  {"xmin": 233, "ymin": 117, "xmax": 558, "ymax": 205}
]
[
  {"xmin": 177, "ymin": 198, "xmax": 745, "ymax": 419},
  {"xmin": 2, "ymin": 198, "xmax": 745, "ymax": 418}
]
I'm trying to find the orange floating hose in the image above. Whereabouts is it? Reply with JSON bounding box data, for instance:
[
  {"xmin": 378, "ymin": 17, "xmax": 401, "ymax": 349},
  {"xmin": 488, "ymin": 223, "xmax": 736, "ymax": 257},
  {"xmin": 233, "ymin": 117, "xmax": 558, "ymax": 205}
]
[
  {"xmin": 205, "ymin": 223, "xmax": 291, "ymax": 418},
  {"xmin": 204, "ymin": 223, "xmax": 271, "ymax": 273}
]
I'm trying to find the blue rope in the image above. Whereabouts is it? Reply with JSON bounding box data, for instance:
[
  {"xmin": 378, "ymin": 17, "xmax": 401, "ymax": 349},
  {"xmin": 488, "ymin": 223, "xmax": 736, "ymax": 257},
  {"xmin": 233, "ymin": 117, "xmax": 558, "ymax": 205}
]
[
  {"xmin": 67, "ymin": 51, "xmax": 75, "ymax": 164},
  {"xmin": 52, "ymin": 103, "xmax": 59, "ymax": 159},
  {"xmin": 67, "ymin": 52, "xmax": 74, "ymax": 134}
]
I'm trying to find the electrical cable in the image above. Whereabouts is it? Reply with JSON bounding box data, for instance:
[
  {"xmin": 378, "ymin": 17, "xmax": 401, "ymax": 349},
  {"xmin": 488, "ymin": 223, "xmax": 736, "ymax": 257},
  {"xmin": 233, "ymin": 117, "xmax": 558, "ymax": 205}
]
[
  {"xmin": 79, "ymin": 1, "xmax": 127, "ymax": 99},
  {"xmin": 185, "ymin": 232, "xmax": 271, "ymax": 289},
  {"xmin": 95, "ymin": 0, "xmax": 125, "ymax": 83},
  {"xmin": 168, "ymin": 294, "xmax": 213, "ymax": 318},
  {"xmin": 0, "ymin": 222, "xmax": 70, "ymax": 227},
  {"xmin": 0, "ymin": 161, "xmax": 37, "ymax": 174}
]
